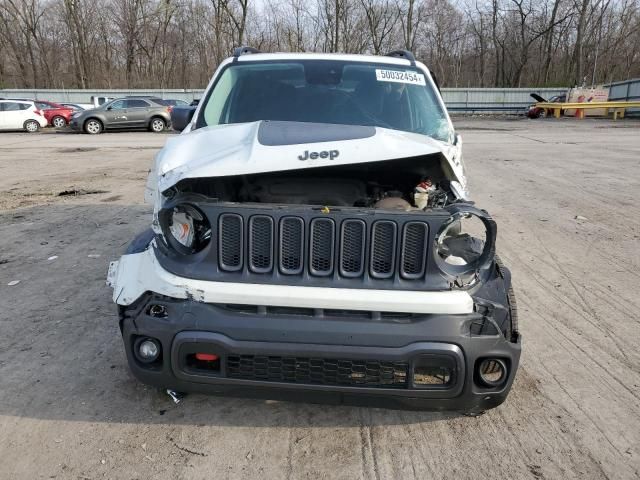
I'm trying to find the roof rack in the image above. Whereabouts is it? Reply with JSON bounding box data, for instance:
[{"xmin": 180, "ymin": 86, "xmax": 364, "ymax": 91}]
[
  {"xmin": 233, "ymin": 46, "xmax": 261, "ymax": 58},
  {"xmin": 385, "ymin": 49, "xmax": 416, "ymax": 66}
]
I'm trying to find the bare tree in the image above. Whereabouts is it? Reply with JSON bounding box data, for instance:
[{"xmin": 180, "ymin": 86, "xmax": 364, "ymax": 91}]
[{"xmin": 0, "ymin": 0, "xmax": 639, "ymax": 89}]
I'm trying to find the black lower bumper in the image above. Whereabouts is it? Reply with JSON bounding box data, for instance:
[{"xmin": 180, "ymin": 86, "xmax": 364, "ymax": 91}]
[{"xmin": 120, "ymin": 293, "xmax": 521, "ymax": 412}]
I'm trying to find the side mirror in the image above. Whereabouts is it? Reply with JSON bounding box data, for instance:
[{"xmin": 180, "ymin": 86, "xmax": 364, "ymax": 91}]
[
  {"xmin": 106, "ymin": 106, "xmax": 112, "ymax": 110},
  {"xmin": 171, "ymin": 106, "xmax": 196, "ymax": 132}
]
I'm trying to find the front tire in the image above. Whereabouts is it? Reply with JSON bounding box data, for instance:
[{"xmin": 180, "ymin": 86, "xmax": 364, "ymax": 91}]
[
  {"xmin": 149, "ymin": 117, "xmax": 166, "ymax": 133},
  {"xmin": 24, "ymin": 120, "xmax": 40, "ymax": 133},
  {"xmin": 52, "ymin": 116, "xmax": 67, "ymax": 128},
  {"xmin": 84, "ymin": 119, "xmax": 103, "ymax": 134}
]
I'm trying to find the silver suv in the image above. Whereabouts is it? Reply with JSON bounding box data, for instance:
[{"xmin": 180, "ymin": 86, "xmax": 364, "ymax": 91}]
[{"xmin": 70, "ymin": 97, "xmax": 171, "ymax": 134}]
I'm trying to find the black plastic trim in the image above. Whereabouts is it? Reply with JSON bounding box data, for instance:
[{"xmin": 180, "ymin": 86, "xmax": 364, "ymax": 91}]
[
  {"xmin": 385, "ymin": 49, "xmax": 416, "ymax": 66},
  {"xmin": 248, "ymin": 215, "xmax": 274, "ymax": 273},
  {"xmin": 257, "ymin": 120, "xmax": 375, "ymax": 146}
]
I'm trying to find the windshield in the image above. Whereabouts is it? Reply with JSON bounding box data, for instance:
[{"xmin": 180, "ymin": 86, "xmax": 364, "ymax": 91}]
[{"xmin": 199, "ymin": 60, "xmax": 452, "ymax": 142}]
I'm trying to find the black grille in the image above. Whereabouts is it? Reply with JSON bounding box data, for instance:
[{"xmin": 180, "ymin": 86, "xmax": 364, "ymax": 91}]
[
  {"xmin": 249, "ymin": 215, "xmax": 273, "ymax": 273},
  {"xmin": 401, "ymin": 222, "xmax": 428, "ymax": 278},
  {"xmin": 226, "ymin": 355, "xmax": 409, "ymax": 388},
  {"xmin": 219, "ymin": 214, "xmax": 243, "ymax": 271},
  {"xmin": 370, "ymin": 221, "xmax": 397, "ymax": 278},
  {"xmin": 279, "ymin": 217, "xmax": 304, "ymax": 274},
  {"xmin": 340, "ymin": 220, "xmax": 365, "ymax": 277},
  {"xmin": 213, "ymin": 211, "xmax": 430, "ymax": 282},
  {"xmin": 309, "ymin": 218, "xmax": 335, "ymax": 276}
]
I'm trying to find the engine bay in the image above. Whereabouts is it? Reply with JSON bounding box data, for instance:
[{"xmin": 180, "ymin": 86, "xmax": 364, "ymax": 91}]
[{"xmin": 168, "ymin": 154, "xmax": 459, "ymax": 210}]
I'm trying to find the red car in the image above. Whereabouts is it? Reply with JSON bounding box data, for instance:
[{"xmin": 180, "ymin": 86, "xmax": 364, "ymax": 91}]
[
  {"xmin": 33, "ymin": 100, "xmax": 74, "ymax": 128},
  {"xmin": 526, "ymin": 93, "xmax": 566, "ymax": 118}
]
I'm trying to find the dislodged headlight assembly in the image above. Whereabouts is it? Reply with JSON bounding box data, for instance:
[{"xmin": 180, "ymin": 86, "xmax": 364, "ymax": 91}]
[
  {"xmin": 435, "ymin": 206, "xmax": 496, "ymax": 285},
  {"xmin": 162, "ymin": 203, "xmax": 211, "ymax": 254}
]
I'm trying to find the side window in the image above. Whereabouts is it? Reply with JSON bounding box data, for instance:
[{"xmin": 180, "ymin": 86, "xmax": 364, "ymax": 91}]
[
  {"xmin": 126, "ymin": 99, "xmax": 149, "ymax": 108},
  {"xmin": 36, "ymin": 102, "xmax": 51, "ymax": 110},
  {"xmin": 109, "ymin": 100, "xmax": 126, "ymax": 110},
  {"xmin": 20, "ymin": 103, "xmax": 31, "ymax": 110},
  {"xmin": 3, "ymin": 102, "xmax": 22, "ymax": 111}
]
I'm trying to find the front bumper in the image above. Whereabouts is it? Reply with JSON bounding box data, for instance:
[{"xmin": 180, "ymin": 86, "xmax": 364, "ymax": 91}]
[{"xmin": 112, "ymin": 244, "xmax": 521, "ymax": 412}]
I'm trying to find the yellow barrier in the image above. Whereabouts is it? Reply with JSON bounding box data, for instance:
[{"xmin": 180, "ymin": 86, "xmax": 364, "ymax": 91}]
[{"xmin": 535, "ymin": 101, "xmax": 640, "ymax": 119}]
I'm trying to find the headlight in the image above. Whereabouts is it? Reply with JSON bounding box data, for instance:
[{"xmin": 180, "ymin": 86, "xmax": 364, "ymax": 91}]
[
  {"xmin": 435, "ymin": 207, "xmax": 496, "ymax": 283},
  {"xmin": 164, "ymin": 204, "xmax": 211, "ymax": 254}
]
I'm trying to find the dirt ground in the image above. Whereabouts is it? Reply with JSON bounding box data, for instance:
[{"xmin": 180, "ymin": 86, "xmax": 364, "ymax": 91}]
[{"xmin": 0, "ymin": 118, "xmax": 639, "ymax": 479}]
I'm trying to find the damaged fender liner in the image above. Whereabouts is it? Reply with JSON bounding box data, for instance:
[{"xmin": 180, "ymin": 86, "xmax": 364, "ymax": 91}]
[{"xmin": 108, "ymin": 246, "xmax": 474, "ymax": 314}]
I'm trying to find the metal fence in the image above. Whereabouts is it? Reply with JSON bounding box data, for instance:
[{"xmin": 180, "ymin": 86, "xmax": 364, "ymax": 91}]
[
  {"xmin": 606, "ymin": 78, "xmax": 640, "ymax": 116},
  {"xmin": 441, "ymin": 88, "xmax": 565, "ymax": 114},
  {"xmin": 607, "ymin": 78, "xmax": 640, "ymax": 100},
  {"xmin": 1, "ymin": 87, "xmax": 570, "ymax": 115}
]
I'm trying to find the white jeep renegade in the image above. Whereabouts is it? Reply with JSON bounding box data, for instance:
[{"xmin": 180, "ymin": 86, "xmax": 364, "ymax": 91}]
[{"xmin": 108, "ymin": 47, "xmax": 521, "ymax": 413}]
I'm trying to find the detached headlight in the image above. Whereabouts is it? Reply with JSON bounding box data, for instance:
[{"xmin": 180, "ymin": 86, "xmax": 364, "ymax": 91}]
[
  {"xmin": 164, "ymin": 204, "xmax": 211, "ymax": 254},
  {"xmin": 435, "ymin": 207, "xmax": 496, "ymax": 283}
]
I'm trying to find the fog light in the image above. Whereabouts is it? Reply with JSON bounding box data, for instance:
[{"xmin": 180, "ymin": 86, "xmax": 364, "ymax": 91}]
[
  {"xmin": 134, "ymin": 337, "xmax": 161, "ymax": 363},
  {"xmin": 478, "ymin": 358, "xmax": 507, "ymax": 387}
]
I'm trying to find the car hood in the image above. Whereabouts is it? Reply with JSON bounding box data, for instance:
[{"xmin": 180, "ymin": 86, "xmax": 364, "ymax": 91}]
[{"xmin": 155, "ymin": 121, "xmax": 464, "ymax": 193}]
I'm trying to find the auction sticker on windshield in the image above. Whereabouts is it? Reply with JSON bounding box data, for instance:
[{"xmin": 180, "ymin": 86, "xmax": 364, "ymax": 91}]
[{"xmin": 375, "ymin": 69, "xmax": 426, "ymax": 86}]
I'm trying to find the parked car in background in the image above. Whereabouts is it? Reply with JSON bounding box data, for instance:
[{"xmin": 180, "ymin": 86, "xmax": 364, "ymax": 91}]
[
  {"xmin": 0, "ymin": 100, "xmax": 47, "ymax": 132},
  {"xmin": 32, "ymin": 100, "xmax": 74, "ymax": 127},
  {"xmin": 70, "ymin": 97, "xmax": 171, "ymax": 134},
  {"xmin": 163, "ymin": 99, "xmax": 189, "ymax": 107},
  {"xmin": 60, "ymin": 103, "xmax": 85, "ymax": 111},
  {"xmin": 527, "ymin": 93, "xmax": 566, "ymax": 118}
]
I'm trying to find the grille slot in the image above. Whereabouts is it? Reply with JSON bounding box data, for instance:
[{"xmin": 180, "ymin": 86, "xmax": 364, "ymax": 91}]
[
  {"xmin": 249, "ymin": 215, "xmax": 274, "ymax": 273},
  {"xmin": 218, "ymin": 214, "xmax": 243, "ymax": 271},
  {"xmin": 279, "ymin": 217, "xmax": 304, "ymax": 274},
  {"xmin": 340, "ymin": 219, "xmax": 366, "ymax": 277},
  {"xmin": 309, "ymin": 218, "xmax": 335, "ymax": 276},
  {"xmin": 400, "ymin": 222, "xmax": 428, "ymax": 279},
  {"xmin": 226, "ymin": 355, "xmax": 409, "ymax": 388},
  {"xmin": 370, "ymin": 221, "xmax": 397, "ymax": 278}
]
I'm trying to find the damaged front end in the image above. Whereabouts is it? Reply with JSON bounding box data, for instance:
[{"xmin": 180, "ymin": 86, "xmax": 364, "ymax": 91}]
[{"xmin": 109, "ymin": 73, "xmax": 522, "ymax": 410}]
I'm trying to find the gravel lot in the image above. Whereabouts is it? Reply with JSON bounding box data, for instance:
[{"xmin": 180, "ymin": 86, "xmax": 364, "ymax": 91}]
[{"xmin": 0, "ymin": 118, "xmax": 639, "ymax": 479}]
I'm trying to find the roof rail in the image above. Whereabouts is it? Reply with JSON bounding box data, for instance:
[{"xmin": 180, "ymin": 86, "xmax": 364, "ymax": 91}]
[
  {"xmin": 385, "ymin": 49, "xmax": 416, "ymax": 66},
  {"xmin": 233, "ymin": 46, "xmax": 261, "ymax": 58}
]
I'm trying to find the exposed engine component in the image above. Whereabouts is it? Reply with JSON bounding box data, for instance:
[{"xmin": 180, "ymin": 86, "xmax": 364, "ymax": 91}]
[
  {"xmin": 241, "ymin": 177, "xmax": 368, "ymax": 206},
  {"xmin": 373, "ymin": 192, "xmax": 414, "ymax": 210},
  {"xmin": 171, "ymin": 156, "xmax": 460, "ymax": 209}
]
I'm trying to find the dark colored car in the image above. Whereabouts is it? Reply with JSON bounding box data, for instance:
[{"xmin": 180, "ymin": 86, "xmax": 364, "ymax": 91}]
[
  {"xmin": 527, "ymin": 93, "xmax": 566, "ymax": 118},
  {"xmin": 60, "ymin": 103, "xmax": 85, "ymax": 111},
  {"xmin": 70, "ymin": 97, "xmax": 171, "ymax": 134},
  {"xmin": 163, "ymin": 99, "xmax": 190, "ymax": 107}
]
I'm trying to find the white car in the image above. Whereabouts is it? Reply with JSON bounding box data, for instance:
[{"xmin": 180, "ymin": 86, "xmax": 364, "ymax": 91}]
[
  {"xmin": 108, "ymin": 48, "xmax": 520, "ymax": 414},
  {"xmin": 0, "ymin": 100, "xmax": 48, "ymax": 132}
]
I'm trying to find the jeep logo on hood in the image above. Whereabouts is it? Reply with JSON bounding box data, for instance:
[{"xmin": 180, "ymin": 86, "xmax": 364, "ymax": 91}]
[{"xmin": 298, "ymin": 150, "xmax": 339, "ymax": 161}]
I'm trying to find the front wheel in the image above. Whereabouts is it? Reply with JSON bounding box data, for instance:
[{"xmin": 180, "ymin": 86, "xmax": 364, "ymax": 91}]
[
  {"xmin": 24, "ymin": 120, "xmax": 40, "ymax": 133},
  {"xmin": 52, "ymin": 116, "xmax": 67, "ymax": 128},
  {"xmin": 84, "ymin": 119, "xmax": 103, "ymax": 134},
  {"xmin": 149, "ymin": 117, "xmax": 166, "ymax": 133}
]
